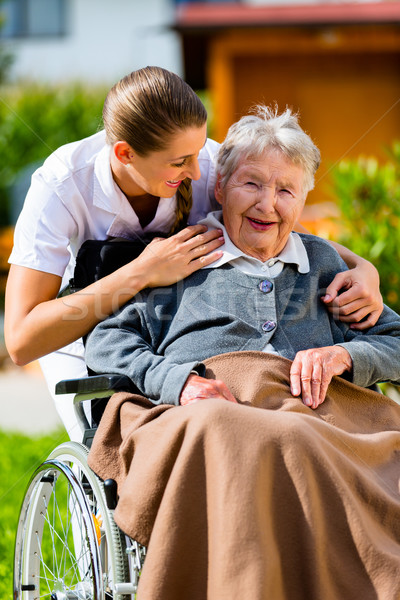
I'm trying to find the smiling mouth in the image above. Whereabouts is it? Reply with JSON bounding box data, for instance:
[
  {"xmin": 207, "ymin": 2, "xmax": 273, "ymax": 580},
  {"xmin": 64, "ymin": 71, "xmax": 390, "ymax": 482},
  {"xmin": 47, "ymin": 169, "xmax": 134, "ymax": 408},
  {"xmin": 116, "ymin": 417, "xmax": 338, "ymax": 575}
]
[
  {"xmin": 166, "ymin": 180, "xmax": 182, "ymax": 188},
  {"xmin": 247, "ymin": 217, "xmax": 277, "ymax": 228}
]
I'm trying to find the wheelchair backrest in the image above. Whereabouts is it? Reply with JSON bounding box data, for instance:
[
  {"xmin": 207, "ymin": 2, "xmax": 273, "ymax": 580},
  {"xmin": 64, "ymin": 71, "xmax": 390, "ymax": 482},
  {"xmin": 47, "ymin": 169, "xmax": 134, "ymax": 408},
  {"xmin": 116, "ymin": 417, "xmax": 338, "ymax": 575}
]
[{"xmin": 70, "ymin": 237, "xmax": 152, "ymax": 292}]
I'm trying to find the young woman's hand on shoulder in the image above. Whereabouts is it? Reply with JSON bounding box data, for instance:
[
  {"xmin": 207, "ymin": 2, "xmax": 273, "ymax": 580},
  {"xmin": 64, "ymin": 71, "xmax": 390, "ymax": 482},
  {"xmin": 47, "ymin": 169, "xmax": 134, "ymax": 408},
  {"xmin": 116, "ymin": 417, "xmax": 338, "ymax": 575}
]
[{"xmin": 134, "ymin": 224, "xmax": 224, "ymax": 288}]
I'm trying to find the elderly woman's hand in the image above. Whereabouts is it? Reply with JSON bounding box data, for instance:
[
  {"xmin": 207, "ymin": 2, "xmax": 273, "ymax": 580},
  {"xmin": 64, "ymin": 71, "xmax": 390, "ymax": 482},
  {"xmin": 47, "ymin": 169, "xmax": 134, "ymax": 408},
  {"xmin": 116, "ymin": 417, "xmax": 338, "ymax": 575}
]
[
  {"xmin": 321, "ymin": 258, "xmax": 383, "ymax": 330},
  {"xmin": 290, "ymin": 346, "xmax": 352, "ymax": 409},
  {"xmin": 180, "ymin": 374, "xmax": 237, "ymax": 406}
]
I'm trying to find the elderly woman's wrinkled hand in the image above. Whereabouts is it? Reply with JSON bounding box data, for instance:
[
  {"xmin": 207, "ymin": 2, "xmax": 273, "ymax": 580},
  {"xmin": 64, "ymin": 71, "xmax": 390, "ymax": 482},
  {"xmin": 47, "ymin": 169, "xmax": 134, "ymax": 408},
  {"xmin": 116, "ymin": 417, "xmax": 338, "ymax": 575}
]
[
  {"xmin": 180, "ymin": 374, "xmax": 237, "ymax": 406},
  {"xmin": 290, "ymin": 346, "xmax": 353, "ymax": 409}
]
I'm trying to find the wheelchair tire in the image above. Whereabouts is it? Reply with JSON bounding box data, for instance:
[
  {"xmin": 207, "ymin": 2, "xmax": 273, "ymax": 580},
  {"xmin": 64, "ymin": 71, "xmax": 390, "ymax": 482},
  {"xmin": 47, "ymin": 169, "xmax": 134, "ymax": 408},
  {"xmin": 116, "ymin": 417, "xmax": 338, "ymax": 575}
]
[{"xmin": 14, "ymin": 441, "xmax": 131, "ymax": 600}]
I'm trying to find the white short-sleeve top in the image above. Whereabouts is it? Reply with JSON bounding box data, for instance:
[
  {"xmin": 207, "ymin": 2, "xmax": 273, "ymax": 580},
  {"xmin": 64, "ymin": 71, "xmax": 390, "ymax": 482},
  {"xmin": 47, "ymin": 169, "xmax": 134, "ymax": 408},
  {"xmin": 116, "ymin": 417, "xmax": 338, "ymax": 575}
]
[{"xmin": 9, "ymin": 130, "xmax": 220, "ymax": 290}]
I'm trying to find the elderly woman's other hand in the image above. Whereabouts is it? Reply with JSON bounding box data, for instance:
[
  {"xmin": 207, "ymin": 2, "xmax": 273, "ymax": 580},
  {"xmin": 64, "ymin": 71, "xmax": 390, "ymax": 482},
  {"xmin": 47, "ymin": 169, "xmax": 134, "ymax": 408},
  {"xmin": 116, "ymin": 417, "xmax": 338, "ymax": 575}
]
[
  {"xmin": 321, "ymin": 258, "xmax": 383, "ymax": 330},
  {"xmin": 290, "ymin": 346, "xmax": 353, "ymax": 409},
  {"xmin": 180, "ymin": 374, "xmax": 237, "ymax": 406}
]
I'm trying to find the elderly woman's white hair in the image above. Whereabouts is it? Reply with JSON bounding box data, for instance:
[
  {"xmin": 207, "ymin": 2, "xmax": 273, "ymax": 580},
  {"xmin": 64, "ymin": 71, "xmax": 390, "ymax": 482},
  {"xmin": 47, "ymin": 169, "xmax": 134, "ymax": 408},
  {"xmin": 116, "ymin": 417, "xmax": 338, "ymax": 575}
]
[{"xmin": 216, "ymin": 105, "xmax": 321, "ymax": 196}]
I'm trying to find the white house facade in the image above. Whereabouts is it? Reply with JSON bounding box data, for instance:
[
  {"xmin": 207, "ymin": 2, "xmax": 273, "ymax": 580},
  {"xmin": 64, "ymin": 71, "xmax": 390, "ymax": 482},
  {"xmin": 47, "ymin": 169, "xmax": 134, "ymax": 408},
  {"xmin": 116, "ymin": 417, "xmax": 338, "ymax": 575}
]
[{"xmin": 1, "ymin": 0, "xmax": 183, "ymax": 84}]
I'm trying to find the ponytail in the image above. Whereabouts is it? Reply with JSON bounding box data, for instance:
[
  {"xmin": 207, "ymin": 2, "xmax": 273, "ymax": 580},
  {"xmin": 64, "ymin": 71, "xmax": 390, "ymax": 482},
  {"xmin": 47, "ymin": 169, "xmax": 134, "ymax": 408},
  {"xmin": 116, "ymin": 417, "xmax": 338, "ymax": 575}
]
[{"xmin": 169, "ymin": 178, "xmax": 193, "ymax": 235}]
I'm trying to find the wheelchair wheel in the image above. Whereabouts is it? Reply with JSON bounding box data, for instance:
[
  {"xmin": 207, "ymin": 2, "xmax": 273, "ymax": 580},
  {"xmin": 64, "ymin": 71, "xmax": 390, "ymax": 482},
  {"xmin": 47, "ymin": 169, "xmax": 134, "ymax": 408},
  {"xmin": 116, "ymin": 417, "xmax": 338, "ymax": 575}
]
[{"xmin": 14, "ymin": 441, "xmax": 130, "ymax": 600}]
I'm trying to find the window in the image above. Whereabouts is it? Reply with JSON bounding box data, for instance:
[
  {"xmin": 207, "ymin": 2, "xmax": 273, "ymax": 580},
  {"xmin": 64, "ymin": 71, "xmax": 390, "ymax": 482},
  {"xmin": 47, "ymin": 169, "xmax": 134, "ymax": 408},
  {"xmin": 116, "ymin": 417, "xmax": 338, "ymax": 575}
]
[{"xmin": 0, "ymin": 0, "xmax": 66, "ymax": 38}]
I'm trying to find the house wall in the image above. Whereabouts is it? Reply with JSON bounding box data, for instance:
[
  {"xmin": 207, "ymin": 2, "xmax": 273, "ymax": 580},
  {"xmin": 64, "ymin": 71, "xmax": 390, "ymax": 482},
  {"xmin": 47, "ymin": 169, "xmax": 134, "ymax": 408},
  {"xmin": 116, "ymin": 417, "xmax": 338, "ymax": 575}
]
[{"xmin": 3, "ymin": 0, "xmax": 183, "ymax": 84}]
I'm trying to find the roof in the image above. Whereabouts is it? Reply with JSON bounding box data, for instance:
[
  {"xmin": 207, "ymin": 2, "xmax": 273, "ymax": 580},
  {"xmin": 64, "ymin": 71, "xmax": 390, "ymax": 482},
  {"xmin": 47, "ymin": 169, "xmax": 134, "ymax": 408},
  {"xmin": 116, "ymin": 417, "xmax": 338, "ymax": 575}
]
[{"xmin": 176, "ymin": 1, "xmax": 400, "ymax": 30}]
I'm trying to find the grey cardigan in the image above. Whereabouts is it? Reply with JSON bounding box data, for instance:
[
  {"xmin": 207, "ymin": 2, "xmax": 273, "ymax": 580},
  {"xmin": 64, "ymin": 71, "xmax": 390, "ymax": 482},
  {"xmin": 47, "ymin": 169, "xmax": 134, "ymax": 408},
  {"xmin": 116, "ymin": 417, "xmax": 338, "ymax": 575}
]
[{"xmin": 85, "ymin": 234, "xmax": 400, "ymax": 405}]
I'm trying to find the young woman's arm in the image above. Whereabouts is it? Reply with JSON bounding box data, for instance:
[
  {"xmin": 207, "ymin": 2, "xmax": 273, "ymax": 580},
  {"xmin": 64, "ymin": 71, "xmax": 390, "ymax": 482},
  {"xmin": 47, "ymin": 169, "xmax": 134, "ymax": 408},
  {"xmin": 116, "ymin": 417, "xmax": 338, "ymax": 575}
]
[
  {"xmin": 294, "ymin": 224, "xmax": 383, "ymax": 329},
  {"xmin": 5, "ymin": 225, "xmax": 224, "ymax": 365}
]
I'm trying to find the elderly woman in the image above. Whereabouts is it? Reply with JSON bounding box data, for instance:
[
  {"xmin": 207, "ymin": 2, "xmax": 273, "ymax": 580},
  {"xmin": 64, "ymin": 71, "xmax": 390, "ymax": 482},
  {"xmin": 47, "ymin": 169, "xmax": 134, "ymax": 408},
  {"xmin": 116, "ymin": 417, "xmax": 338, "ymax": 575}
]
[{"xmin": 86, "ymin": 106, "xmax": 400, "ymax": 600}]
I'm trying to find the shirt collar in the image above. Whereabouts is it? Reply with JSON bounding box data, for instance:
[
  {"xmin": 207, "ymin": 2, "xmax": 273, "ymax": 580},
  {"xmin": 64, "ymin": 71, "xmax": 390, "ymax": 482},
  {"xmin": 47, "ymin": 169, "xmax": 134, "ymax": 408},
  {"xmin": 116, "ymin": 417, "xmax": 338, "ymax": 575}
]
[
  {"xmin": 93, "ymin": 142, "xmax": 126, "ymax": 214},
  {"xmin": 198, "ymin": 210, "xmax": 310, "ymax": 273}
]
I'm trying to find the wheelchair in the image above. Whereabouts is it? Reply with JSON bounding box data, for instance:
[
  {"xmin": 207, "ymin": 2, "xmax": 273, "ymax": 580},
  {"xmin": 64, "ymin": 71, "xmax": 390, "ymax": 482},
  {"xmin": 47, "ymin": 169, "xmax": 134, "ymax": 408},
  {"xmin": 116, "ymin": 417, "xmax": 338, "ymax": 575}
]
[
  {"xmin": 13, "ymin": 238, "xmax": 150, "ymax": 600},
  {"xmin": 13, "ymin": 373, "xmax": 147, "ymax": 600}
]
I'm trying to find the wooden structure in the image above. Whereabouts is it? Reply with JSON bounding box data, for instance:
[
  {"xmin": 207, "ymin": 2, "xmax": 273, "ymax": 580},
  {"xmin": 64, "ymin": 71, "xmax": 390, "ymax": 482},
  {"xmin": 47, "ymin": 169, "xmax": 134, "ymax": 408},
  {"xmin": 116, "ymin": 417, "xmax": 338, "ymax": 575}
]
[{"xmin": 176, "ymin": 2, "xmax": 400, "ymax": 210}]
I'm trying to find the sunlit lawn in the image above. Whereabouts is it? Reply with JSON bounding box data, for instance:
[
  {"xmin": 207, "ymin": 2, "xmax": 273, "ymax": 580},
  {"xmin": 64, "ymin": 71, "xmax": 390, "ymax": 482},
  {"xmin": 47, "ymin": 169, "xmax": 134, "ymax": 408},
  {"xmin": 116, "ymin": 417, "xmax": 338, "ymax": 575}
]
[{"xmin": 0, "ymin": 428, "xmax": 68, "ymax": 600}]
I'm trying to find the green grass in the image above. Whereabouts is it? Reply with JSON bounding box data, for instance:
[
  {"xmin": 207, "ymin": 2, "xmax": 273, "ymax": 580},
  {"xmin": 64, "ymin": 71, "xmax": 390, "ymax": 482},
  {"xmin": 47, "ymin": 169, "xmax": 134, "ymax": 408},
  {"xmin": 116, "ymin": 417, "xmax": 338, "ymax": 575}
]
[{"xmin": 0, "ymin": 427, "xmax": 68, "ymax": 600}]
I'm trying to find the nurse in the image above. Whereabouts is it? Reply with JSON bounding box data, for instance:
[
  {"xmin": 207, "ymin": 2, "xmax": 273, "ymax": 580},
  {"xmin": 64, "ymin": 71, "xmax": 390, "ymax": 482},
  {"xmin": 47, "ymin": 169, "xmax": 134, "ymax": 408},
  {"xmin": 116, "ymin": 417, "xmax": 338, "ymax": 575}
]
[{"xmin": 5, "ymin": 66, "xmax": 382, "ymax": 439}]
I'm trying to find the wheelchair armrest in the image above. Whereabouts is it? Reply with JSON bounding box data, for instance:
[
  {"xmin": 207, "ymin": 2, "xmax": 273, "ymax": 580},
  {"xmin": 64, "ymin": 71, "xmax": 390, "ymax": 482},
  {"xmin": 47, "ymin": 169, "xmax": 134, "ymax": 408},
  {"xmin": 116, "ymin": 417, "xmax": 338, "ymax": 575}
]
[{"xmin": 55, "ymin": 374, "xmax": 133, "ymax": 395}]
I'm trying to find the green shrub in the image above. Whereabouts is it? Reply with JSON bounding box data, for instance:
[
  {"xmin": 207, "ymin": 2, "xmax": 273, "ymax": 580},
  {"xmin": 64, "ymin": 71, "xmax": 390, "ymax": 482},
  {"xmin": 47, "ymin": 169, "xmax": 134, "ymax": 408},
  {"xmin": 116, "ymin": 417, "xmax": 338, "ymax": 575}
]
[
  {"xmin": 331, "ymin": 143, "xmax": 400, "ymax": 314},
  {"xmin": 0, "ymin": 83, "xmax": 107, "ymax": 225}
]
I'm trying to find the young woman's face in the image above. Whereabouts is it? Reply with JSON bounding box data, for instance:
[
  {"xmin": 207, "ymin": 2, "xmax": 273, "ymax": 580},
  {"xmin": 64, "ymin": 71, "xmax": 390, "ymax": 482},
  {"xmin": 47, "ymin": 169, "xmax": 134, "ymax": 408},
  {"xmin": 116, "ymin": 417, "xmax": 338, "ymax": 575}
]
[{"xmin": 123, "ymin": 124, "xmax": 208, "ymax": 198}]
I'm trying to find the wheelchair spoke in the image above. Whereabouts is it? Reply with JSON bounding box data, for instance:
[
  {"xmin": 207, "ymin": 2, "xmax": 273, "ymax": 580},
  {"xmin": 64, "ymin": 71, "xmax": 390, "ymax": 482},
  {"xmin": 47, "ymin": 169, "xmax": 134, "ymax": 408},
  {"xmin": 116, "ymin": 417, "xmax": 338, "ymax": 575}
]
[
  {"xmin": 52, "ymin": 486, "xmax": 60, "ymax": 579},
  {"xmin": 62, "ymin": 479, "xmax": 73, "ymax": 577},
  {"xmin": 36, "ymin": 477, "xmax": 90, "ymax": 593},
  {"xmin": 41, "ymin": 507, "xmax": 77, "ymax": 569},
  {"xmin": 35, "ymin": 530, "xmax": 56, "ymax": 589}
]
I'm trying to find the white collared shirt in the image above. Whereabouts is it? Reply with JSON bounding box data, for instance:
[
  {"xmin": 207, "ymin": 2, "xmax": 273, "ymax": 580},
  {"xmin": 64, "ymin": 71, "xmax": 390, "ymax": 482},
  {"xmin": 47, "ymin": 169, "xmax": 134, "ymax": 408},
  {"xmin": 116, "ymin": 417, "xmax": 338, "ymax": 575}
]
[
  {"xmin": 199, "ymin": 211, "xmax": 310, "ymax": 277},
  {"xmin": 199, "ymin": 211, "xmax": 310, "ymax": 354},
  {"xmin": 9, "ymin": 130, "xmax": 219, "ymax": 290}
]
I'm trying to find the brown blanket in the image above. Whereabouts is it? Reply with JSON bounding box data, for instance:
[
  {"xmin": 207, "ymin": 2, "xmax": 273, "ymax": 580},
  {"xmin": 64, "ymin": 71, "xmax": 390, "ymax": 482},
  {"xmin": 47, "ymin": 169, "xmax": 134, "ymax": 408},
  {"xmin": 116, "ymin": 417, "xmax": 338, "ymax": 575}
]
[{"xmin": 88, "ymin": 352, "xmax": 400, "ymax": 600}]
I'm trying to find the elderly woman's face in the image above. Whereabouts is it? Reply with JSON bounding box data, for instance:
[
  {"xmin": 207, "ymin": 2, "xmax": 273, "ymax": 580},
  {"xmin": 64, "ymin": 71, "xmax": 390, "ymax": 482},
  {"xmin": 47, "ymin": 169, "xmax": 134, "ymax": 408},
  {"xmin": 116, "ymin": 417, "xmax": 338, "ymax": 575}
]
[{"xmin": 215, "ymin": 149, "xmax": 306, "ymax": 261}]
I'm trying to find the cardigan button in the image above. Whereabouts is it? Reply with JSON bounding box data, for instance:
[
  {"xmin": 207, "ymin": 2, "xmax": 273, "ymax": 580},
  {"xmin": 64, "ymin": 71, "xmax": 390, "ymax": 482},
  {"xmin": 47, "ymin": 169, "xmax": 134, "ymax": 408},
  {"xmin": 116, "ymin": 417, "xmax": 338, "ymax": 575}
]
[
  {"xmin": 258, "ymin": 280, "xmax": 273, "ymax": 293},
  {"xmin": 262, "ymin": 320, "xmax": 276, "ymax": 333}
]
